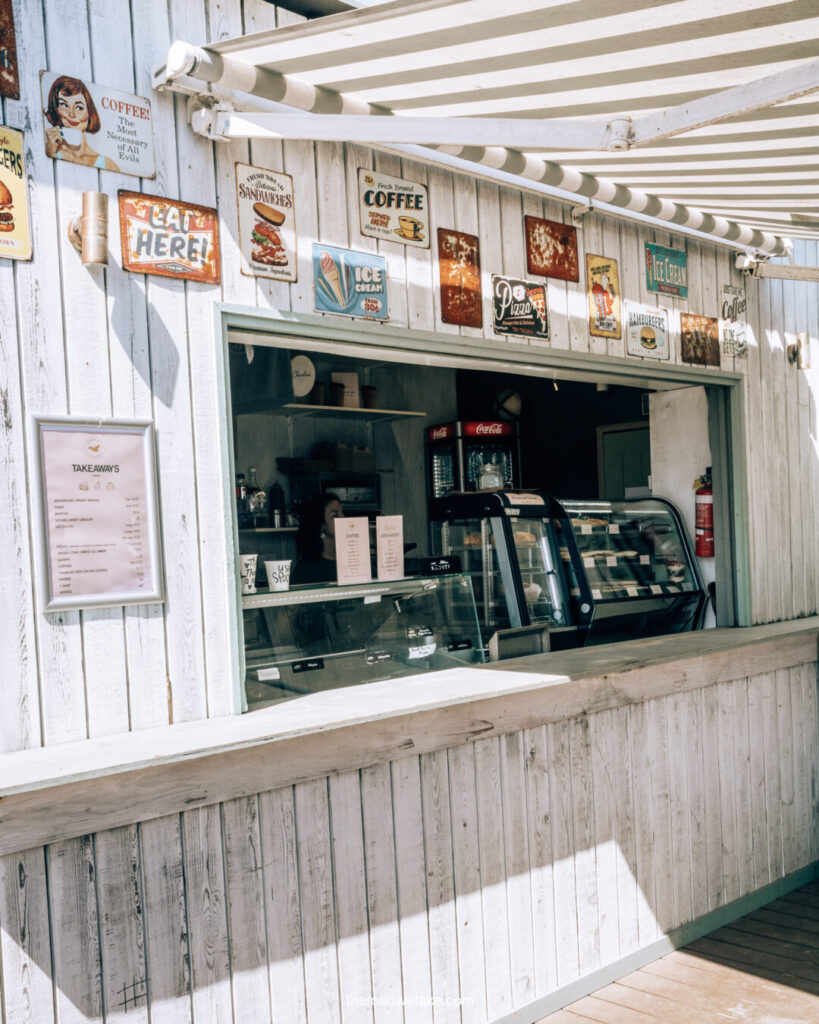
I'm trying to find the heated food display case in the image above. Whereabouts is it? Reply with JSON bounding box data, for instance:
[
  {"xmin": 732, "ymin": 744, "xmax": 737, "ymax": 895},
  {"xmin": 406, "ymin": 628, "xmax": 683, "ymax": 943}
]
[
  {"xmin": 429, "ymin": 491, "xmax": 706, "ymax": 651},
  {"xmin": 242, "ymin": 573, "xmax": 484, "ymax": 708},
  {"xmin": 429, "ymin": 490, "xmax": 594, "ymax": 651}
]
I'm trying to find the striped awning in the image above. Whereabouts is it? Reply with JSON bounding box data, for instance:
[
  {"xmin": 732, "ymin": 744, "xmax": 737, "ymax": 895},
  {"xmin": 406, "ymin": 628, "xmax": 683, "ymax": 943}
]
[{"xmin": 159, "ymin": 0, "xmax": 819, "ymax": 255}]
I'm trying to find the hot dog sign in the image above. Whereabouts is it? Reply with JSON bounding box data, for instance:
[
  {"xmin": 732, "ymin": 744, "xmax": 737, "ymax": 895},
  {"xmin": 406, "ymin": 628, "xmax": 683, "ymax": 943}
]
[{"xmin": 358, "ymin": 168, "xmax": 429, "ymax": 249}]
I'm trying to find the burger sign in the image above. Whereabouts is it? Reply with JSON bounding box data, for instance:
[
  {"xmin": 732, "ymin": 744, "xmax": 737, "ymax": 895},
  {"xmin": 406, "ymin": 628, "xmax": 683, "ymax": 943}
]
[
  {"xmin": 625, "ymin": 302, "xmax": 670, "ymax": 361},
  {"xmin": 0, "ymin": 125, "xmax": 31, "ymax": 261},
  {"xmin": 235, "ymin": 162, "xmax": 297, "ymax": 282}
]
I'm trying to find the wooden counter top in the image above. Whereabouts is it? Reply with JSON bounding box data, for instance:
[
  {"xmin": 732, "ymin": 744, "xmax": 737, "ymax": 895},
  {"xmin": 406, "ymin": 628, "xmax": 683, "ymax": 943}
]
[{"xmin": 1, "ymin": 618, "xmax": 816, "ymax": 856}]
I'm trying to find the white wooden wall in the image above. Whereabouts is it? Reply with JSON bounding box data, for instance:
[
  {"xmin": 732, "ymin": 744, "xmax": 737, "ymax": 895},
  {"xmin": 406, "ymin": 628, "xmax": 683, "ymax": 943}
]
[
  {"xmin": 2, "ymin": 0, "xmax": 819, "ymax": 756},
  {"xmin": 1, "ymin": 663, "xmax": 816, "ymax": 1023}
]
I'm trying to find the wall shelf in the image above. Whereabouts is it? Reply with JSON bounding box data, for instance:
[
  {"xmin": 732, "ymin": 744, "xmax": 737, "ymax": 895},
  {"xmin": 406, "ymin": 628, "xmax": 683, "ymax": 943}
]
[
  {"xmin": 238, "ymin": 527, "xmax": 298, "ymax": 534},
  {"xmin": 276, "ymin": 403, "xmax": 427, "ymax": 422}
]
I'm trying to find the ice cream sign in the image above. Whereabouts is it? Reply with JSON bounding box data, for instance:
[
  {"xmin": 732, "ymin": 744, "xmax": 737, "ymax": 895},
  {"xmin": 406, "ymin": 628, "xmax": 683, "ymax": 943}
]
[
  {"xmin": 313, "ymin": 243, "xmax": 389, "ymax": 320},
  {"xmin": 118, "ymin": 191, "xmax": 220, "ymax": 284}
]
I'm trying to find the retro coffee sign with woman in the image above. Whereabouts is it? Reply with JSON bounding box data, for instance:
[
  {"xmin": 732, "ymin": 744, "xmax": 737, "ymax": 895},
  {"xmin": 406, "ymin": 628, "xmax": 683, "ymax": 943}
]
[{"xmin": 40, "ymin": 71, "xmax": 155, "ymax": 178}]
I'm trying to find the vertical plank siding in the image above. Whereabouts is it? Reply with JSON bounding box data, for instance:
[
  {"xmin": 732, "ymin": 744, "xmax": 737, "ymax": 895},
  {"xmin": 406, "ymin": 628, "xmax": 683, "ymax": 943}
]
[
  {"xmin": 1, "ymin": 0, "xmax": 818, "ymax": 751},
  {"xmin": 1, "ymin": 666, "xmax": 815, "ymax": 1023},
  {"xmin": 2, "ymin": 0, "xmax": 819, "ymax": 1021}
]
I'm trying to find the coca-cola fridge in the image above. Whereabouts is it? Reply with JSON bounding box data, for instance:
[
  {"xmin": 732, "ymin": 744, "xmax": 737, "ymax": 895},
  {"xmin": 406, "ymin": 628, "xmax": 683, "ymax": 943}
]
[{"xmin": 426, "ymin": 421, "xmax": 521, "ymax": 498}]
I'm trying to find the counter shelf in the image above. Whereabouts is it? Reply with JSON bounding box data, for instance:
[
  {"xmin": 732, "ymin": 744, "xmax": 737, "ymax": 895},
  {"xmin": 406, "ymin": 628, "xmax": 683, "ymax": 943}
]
[{"xmin": 242, "ymin": 573, "xmax": 485, "ymax": 709}]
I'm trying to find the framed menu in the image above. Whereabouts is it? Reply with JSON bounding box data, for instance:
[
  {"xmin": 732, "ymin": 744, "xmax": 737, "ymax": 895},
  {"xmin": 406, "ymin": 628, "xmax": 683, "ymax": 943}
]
[{"xmin": 32, "ymin": 417, "xmax": 164, "ymax": 610}]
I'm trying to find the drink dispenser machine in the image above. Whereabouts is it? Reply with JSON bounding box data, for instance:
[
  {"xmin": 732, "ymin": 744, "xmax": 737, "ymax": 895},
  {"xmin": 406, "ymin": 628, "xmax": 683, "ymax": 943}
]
[{"xmin": 426, "ymin": 421, "xmax": 521, "ymax": 498}]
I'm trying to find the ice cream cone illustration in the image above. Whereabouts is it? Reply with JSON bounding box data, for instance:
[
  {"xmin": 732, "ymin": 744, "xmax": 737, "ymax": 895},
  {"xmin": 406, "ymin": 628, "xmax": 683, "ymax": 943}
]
[{"xmin": 320, "ymin": 250, "xmax": 345, "ymax": 306}]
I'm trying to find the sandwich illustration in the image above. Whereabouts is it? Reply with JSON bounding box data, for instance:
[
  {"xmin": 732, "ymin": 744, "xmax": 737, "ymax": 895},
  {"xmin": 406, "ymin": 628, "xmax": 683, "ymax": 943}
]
[
  {"xmin": 0, "ymin": 180, "xmax": 14, "ymax": 233},
  {"xmin": 250, "ymin": 202, "xmax": 287, "ymax": 266},
  {"xmin": 640, "ymin": 325, "xmax": 657, "ymax": 349}
]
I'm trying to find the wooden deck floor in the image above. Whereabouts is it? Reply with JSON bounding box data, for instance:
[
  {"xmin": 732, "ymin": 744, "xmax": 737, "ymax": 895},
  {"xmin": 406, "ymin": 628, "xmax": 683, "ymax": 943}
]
[{"xmin": 538, "ymin": 880, "xmax": 819, "ymax": 1024}]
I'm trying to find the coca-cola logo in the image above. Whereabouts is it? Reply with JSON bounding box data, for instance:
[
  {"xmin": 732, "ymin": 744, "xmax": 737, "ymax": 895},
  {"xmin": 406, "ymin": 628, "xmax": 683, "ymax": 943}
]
[
  {"xmin": 430, "ymin": 426, "xmax": 451, "ymax": 440},
  {"xmin": 475, "ymin": 423, "xmax": 503, "ymax": 435}
]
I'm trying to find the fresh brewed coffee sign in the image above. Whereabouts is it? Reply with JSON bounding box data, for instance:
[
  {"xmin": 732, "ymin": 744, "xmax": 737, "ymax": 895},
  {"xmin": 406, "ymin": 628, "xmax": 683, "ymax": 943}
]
[
  {"xmin": 119, "ymin": 191, "xmax": 220, "ymax": 284},
  {"xmin": 358, "ymin": 168, "xmax": 429, "ymax": 248},
  {"xmin": 492, "ymin": 275, "xmax": 549, "ymax": 340}
]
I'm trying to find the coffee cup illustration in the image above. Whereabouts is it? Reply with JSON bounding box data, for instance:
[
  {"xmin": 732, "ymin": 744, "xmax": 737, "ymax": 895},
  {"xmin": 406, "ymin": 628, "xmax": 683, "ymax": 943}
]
[{"xmin": 395, "ymin": 216, "xmax": 424, "ymax": 241}]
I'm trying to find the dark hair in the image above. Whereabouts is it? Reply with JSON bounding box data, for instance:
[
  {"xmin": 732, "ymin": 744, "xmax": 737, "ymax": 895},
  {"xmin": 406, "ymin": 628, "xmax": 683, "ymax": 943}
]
[
  {"xmin": 296, "ymin": 492, "xmax": 341, "ymax": 560},
  {"xmin": 44, "ymin": 76, "xmax": 101, "ymax": 134}
]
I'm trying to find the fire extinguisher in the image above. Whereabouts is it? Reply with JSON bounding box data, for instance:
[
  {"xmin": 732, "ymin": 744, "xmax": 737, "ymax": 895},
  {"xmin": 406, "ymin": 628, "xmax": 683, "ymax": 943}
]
[{"xmin": 694, "ymin": 467, "xmax": 714, "ymax": 557}]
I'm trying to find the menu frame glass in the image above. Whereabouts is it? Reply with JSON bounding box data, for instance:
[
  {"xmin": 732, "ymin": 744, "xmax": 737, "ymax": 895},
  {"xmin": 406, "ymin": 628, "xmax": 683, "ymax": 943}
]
[{"xmin": 31, "ymin": 415, "xmax": 164, "ymax": 611}]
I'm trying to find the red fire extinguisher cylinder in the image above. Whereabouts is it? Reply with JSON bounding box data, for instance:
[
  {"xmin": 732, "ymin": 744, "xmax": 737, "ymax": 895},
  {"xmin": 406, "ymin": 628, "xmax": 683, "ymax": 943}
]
[{"xmin": 695, "ymin": 468, "xmax": 714, "ymax": 558}]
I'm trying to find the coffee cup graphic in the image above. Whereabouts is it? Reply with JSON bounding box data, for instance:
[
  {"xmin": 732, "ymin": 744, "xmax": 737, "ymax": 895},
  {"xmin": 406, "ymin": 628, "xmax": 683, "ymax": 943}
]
[{"xmin": 395, "ymin": 216, "xmax": 424, "ymax": 241}]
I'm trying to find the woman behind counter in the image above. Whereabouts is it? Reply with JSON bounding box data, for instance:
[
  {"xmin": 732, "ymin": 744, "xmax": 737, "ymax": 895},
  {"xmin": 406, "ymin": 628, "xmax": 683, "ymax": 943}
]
[{"xmin": 291, "ymin": 492, "xmax": 344, "ymax": 585}]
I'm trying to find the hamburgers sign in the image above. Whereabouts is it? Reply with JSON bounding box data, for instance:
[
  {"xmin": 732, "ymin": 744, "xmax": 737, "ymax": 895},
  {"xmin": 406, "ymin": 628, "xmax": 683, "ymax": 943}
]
[
  {"xmin": 0, "ymin": 125, "xmax": 31, "ymax": 261},
  {"xmin": 236, "ymin": 162, "xmax": 297, "ymax": 282}
]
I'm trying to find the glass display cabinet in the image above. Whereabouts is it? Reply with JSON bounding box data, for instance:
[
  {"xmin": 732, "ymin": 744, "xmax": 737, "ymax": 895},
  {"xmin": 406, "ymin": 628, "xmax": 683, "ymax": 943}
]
[
  {"xmin": 430, "ymin": 491, "xmax": 706, "ymax": 652},
  {"xmin": 558, "ymin": 497, "xmax": 706, "ymax": 644},
  {"xmin": 242, "ymin": 573, "xmax": 483, "ymax": 709},
  {"xmin": 429, "ymin": 490, "xmax": 595, "ymax": 652}
]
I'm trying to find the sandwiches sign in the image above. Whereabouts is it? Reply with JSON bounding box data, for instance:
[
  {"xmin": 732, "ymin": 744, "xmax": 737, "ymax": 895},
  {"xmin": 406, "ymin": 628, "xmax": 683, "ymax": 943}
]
[
  {"xmin": 236, "ymin": 163, "xmax": 297, "ymax": 281},
  {"xmin": 0, "ymin": 126, "xmax": 31, "ymax": 261}
]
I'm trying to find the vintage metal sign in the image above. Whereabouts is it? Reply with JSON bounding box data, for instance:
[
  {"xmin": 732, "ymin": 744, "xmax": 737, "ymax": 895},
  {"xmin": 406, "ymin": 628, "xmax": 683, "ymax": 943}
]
[
  {"xmin": 625, "ymin": 302, "xmax": 670, "ymax": 360},
  {"xmin": 586, "ymin": 253, "xmax": 621, "ymax": 338},
  {"xmin": 358, "ymin": 168, "xmax": 429, "ymax": 248},
  {"xmin": 680, "ymin": 312, "xmax": 720, "ymax": 367},
  {"xmin": 313, "ymin": 243, "xmax": 388, "ymax": 320},
  {"xmin": 0, "ymin": 125, "xmax": 31, "ymax": 261},
  {"xmin": 236, "ymin": 162, "xmax": 297, "ymax": 282},
  {"xmin": 40, "ymin": 71, "xmax": 155, "ymax": 178},
  {"xmin": 438, "ymin": 228, "xmax": 482, "ymax": 327},
  {"xmin": 524, "ymin": 216, "xmax": 579, "ymax": 282},
  {"xmin": 0, "ymin": 0, "xmax": 19, "ymax": 99},
  {"xmin": 645, "ymin": 243, "xmax": 688, "ymax": 298},
  {"xmin": 492, "ymin": 275, "xmax": 549, "ymax": 339},
  {"xmin": 720, "ymin": 283, "xmax": 748, "ymax": 358},
  {"xmin": 119, "ymin": 191, "xmax": 220, "ymax": 284}
]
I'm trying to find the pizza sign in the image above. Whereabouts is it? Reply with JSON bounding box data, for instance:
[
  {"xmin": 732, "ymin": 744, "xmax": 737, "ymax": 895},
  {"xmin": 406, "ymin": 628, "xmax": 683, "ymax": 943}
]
[{"xmin": 118, "ymin": 191, "xmax": 220, "ymax": 284}]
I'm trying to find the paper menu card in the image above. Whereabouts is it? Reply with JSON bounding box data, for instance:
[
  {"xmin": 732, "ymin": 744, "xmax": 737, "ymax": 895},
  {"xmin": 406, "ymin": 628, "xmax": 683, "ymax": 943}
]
[
  {"xmin": 36, "ymin": 421, "xmax": 162, "ymax": 608},
  {"xmin": 335, "ymin": 516, "xmax": 372, "ymax": 585},
  {"xmin": 376, "ymin": 515, "xmax": 404, "ymax": 581}
]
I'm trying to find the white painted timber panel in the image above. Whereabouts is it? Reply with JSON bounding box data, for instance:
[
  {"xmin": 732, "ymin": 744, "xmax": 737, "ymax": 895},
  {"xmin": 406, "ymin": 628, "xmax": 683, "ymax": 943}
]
[
  {"xmin": 295, "ymin": 779, "xmax": 341, "ymax": 1023},
  {"xmin": 48, "ymin": 837, "xmax": 104, "ymax": 1024},
  {"xmin": 0, "ymin": 663, "xmax": 816, "ymax": 1023},
  {"xmin": 182, "ymin": 805, "xmax": 233, "ymax": 1024},
  {"xmin": 522, "ymin": 726, "xmax": 558, "ymax": 1000},
  {"xmin": 259, "ymin": 786, "xmax": 309, "ymax": 1024},
  {"xmin": 0, "ymin": 850, "xmax": 53, "ymax": 1024},
  {"xmin": 390, "ymin": 756, "xmax": 434, "ymax": 1024},
  {"xmin": 329, "ymin": 771, "xmax": 373, "ymax": 1024},
  {"xmin": 446, "ymin": 744, "xmax": 486, "ymax": 1024}
]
